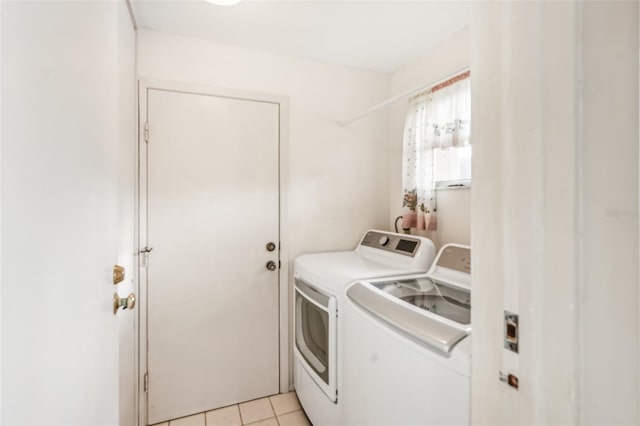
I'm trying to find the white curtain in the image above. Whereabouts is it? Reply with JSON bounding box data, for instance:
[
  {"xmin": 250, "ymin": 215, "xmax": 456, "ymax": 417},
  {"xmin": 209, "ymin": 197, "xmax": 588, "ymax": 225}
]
[{"xmin": 402, "ymin": 76, "xmax": 470, "ymax": 230}]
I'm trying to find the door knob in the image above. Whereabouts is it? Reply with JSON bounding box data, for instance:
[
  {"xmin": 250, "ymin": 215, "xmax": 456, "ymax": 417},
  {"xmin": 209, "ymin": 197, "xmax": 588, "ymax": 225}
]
[
  {"xmin": 113, "ymin": 293, "xmax": 136, "ymax": 314},
  {"xmin": 266, "ymin": 261, "xmax": 277, "ymax": 271},
  {"xmin": 266, "ymin": 242, "xmax": 276, "ymax": 252}
]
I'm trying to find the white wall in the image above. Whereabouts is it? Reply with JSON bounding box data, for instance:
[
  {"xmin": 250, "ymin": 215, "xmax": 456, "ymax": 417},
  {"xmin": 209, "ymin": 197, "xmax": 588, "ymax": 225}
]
[
  {"xmin": 471, "ymin": 1, "xmax": 638, "ymax": 424},
  {"xmin": 581, "ymin": 2, "xmax": 639, "ymax": 423},
  {"xmin": 0, "ymin": 3, "xmax": 4, "ymax": 422},
  {"xmin": 1, "ymin": 1, "xmax": 136, "ymax": 424},
  {"xmin": 388, "ymin": 29, "xmax": 470, "ymax": 249},
  {"xmin": 430, "ymin": 189, "xmax": 470, "ymax": 248}
]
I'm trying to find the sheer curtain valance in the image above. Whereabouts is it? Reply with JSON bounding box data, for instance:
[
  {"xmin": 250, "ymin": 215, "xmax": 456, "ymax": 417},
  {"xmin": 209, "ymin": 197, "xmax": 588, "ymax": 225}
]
[{"xmin": 402, "ymin": 73, "xmax": 470, "ymax": 231}]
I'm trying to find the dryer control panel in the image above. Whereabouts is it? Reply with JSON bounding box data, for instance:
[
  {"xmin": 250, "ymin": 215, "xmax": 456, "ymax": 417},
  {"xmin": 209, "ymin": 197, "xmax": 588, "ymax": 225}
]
[{"xmin": 360, "ymin": 231, "xmax": 422, "ymax": 257}]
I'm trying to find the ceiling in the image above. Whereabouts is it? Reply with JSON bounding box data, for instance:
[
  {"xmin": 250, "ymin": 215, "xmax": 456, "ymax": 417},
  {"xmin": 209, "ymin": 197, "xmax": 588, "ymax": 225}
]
[{"xmin": 130, "ymin": 0, "xmax": 470, "ymax": 74}]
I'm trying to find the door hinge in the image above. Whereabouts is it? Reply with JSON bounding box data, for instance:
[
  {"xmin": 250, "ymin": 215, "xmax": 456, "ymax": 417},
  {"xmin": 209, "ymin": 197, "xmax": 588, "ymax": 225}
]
[
  {"xmin": 278, "ymin": 260, "xmax": 281, "ymax": 269},
  {"xmin": 144, "ymin": 121, "xmax": 149, "ymax": 143},
  {"xmin": 144, "ymin": 372, "xmax": 149, "ymax": 392}
]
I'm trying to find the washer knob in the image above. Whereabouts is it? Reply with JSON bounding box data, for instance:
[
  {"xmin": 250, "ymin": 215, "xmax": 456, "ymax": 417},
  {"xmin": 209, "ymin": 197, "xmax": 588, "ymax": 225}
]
[{"xmin": 378, "ymin": 235, "xmax": 389, "ymax": 246}]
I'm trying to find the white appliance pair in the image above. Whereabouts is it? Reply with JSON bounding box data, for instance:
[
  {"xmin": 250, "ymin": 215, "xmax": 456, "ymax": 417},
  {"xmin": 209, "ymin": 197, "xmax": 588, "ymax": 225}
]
[{"xmin": 293, "ymin": 230, "xmax": 472, "ymax": 426}]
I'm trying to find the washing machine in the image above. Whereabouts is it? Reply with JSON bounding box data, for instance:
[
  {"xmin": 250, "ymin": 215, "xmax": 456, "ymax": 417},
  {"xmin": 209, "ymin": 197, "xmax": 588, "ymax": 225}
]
[
  {"xmin": 342, "ymin": 243, "xmax": 472, "ymax": 426},
  {"xmin": 293, "ymin": 230, "xmax": 437, "ymax": 426}
]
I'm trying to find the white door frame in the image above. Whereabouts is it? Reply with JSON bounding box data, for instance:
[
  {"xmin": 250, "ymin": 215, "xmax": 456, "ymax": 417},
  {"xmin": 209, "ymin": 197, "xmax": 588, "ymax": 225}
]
[{"xmin": 135, "ymin": 78, "xmax": 290, "ymax": 426}]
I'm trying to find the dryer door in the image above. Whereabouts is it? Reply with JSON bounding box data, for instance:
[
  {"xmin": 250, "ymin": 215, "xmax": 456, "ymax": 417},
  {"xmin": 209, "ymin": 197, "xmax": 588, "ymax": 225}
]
[{"xmin": 294, "ymin": 278, "xmax": 337, "ymax": 402}]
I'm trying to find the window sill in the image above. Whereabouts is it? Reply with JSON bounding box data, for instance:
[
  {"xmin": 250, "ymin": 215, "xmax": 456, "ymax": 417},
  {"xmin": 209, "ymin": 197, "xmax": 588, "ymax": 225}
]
[{"xmin": 435, "ymin": 180, "xmax": 471, "ymax": 191}]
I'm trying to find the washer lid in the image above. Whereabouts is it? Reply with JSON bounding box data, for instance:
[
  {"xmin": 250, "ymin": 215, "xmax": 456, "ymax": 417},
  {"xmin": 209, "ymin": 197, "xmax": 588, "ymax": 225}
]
[{"xmin": 347, "ymin": 281, "xmax": 469, "ymax": 355}]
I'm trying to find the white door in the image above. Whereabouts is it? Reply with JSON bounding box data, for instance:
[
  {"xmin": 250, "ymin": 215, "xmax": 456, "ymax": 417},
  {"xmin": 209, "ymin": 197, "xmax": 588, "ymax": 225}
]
[
  {"xmin": 145, "ymin": 88, "xmax": 281, "ymax": 424},
  {"xmin": 2, "ymin": 1, "xmax": 133, "ymax": 425}
]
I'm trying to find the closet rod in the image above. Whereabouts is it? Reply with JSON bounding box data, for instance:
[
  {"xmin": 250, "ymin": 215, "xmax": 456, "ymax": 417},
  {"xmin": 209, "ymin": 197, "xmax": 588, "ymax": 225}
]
[{"xmin": 338, "ymin": 67, "xmax": 470, "ymax": 127}]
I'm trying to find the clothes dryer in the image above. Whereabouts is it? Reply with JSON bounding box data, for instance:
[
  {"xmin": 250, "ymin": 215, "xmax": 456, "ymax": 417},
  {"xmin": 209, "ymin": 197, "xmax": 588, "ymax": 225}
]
[{"xmin": 293, "ymin": 230, "xmax": 436, "ymax": 426}]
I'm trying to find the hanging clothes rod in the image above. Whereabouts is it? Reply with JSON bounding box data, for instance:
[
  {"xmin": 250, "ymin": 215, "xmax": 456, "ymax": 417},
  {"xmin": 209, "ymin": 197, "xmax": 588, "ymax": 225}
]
[{"xmin": 338, "ymin": 67, "xmax": 470, "ymax": 127}]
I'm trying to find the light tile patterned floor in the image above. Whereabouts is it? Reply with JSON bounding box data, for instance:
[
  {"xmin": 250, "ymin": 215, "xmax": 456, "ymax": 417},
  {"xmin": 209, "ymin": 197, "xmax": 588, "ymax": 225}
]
[{"xmin": 153, "ymin": 392, "xmax": 310, "ymax": 426}]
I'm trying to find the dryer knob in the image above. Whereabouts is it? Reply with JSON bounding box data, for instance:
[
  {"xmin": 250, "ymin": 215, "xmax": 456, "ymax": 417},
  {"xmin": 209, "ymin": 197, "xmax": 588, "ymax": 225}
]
[{"xmin": 379, "ymin": 236, "xmax": 389, "ymax": 246}]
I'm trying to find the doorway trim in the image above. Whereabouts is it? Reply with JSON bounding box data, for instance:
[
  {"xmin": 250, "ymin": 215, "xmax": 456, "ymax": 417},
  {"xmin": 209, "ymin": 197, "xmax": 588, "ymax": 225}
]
[{"xmin": 135, "ymin": 78, "xmax": 290, "ymax": 426}]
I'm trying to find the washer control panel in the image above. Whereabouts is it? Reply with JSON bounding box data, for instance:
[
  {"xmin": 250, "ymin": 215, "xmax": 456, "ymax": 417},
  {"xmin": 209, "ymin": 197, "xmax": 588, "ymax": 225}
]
[
  {"xmin": 435, "ymin": 245, "xmax": 471, "ymax": 274},
  {"xmin": 360, "ymin": 231, "xmax": 421, "ymax": 257}
]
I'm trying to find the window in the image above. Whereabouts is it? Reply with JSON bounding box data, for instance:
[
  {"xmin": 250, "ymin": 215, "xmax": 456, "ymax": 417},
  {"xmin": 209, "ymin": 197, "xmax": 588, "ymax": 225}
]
[
  {"xmin": 402, "ymin": 71, "xmax": 470, "ymax": 229},
  {"xmin": 434, "ymin": 145, "xmax": 472, "ymax": 185}
]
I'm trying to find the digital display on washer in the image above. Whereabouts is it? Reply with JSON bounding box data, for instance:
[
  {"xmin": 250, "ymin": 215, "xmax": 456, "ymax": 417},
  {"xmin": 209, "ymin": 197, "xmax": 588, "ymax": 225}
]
[{"xmin": 395, "ymin": 239, "xmax": 418, "ymax": 254}]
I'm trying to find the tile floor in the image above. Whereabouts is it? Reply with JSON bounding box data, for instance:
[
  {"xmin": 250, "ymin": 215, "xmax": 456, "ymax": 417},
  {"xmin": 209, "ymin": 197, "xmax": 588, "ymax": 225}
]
[{"xmin": 152, "ymin": 392, "xmax": 311, "ymax": 426}]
